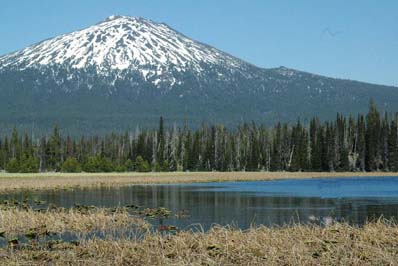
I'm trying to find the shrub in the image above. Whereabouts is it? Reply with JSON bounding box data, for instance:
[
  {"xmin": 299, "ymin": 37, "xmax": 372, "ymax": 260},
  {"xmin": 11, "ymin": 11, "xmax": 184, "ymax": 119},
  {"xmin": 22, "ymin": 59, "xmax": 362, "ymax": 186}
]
[
  {"xmin": 61, "ymin": 157, "xmax": 82, "ymax": 173},
  {"xmin": 135, "ymin": 156, "xmax": 151, "ymax": 172},
  {"xmin": 124, "ymin": 159, "xmax": 134, "ymax": 171},
  {"xmin": 162, "ymin": 160, "xmax": 170, "ymax": 172},
  {"xmin": 83, "ymin": 156, "xmax": 101, "ymax": 173},
  {"xmin": 100, "ymin": 157, "xmax": 114, "ymax": 172},
  {"xmin": 115, "ymin": 164, "xmax": 127, "ymax": 172},
  {"xmin": 154, "ymin": 162, "xmax": 162, "ymax": 172},
  {"xmin": 19, "ymin": 156, "xmax": 39, "ymax": 173},
  {"xmin": 5, "ymin": 159, "xmax": 20, "ymax": 173},
  {"xmin": 83, "ymin": 156, "xmax": 114, "ymax": 172}
]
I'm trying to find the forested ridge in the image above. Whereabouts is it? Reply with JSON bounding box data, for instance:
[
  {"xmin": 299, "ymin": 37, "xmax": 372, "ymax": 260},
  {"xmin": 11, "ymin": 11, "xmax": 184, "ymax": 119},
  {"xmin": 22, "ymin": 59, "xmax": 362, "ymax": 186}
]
[{"xmin": 1, "ymin": 102, "xmax": 397, "ymax": 173}]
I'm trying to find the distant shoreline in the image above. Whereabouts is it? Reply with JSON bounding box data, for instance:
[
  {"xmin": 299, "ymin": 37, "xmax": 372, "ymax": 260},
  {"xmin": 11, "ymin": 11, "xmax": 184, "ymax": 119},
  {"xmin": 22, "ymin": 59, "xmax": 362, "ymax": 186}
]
[{"xmin": 0, "ymin": 171, "xmax": 397, "ymax": 192}]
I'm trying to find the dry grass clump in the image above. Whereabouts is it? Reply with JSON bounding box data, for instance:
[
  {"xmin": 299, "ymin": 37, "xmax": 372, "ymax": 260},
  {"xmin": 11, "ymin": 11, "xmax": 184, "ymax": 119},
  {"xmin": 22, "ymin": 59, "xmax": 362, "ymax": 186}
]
[
  {"xmin": 0, "ymin": 207, "xmax": 149, "ymax": 236},
  {"xmin": 0, "ymin": 171, "xmax": 397, "ymax": 192},
  {"xmin": 2, "ymin": 221, "xmax": 398, "ymax": 265}
]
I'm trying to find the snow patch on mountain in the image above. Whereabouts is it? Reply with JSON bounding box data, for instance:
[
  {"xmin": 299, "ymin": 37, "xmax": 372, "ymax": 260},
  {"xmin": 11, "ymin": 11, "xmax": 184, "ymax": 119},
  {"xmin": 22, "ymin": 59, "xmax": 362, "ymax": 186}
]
[{"xmin": 0, "ymin": 15, "xmax": 248, "ymax": 85}]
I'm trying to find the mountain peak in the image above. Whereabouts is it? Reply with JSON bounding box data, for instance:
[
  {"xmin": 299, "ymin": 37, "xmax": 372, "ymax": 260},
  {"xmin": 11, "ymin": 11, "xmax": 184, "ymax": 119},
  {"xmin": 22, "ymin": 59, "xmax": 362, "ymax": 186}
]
[
  {"xmin": 0, "ymin": 15, "xmax": 245, "ymax": 81},
  {"xmin": 101, "ymin": 15, "xmax": 151, "ymax": 24},
  {"xmin": 105, "ymin": 15, "xmax": 125, "ymax": 21},
  {"xmin": 0, "ymin": 15, "xmax": 397, "ymax": 135}
]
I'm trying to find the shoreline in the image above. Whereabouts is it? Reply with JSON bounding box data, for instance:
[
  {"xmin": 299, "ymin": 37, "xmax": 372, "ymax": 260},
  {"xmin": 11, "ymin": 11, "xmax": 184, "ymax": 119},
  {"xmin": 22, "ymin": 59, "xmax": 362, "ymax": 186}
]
[{"xmin": 0, "ymin": 171, "xmax": 397, "ymax": 192}]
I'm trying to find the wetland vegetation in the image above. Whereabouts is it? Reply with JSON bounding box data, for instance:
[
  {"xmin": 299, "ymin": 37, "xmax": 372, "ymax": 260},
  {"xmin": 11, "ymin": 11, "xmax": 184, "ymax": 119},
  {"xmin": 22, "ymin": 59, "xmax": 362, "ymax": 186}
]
[
  {"xmin": 0, "ymin": 200, "xmax": 397, "ymax": 266},
  {"xmin": 0, "ymin": 176, "xmax": 398, "ymax": 265}
]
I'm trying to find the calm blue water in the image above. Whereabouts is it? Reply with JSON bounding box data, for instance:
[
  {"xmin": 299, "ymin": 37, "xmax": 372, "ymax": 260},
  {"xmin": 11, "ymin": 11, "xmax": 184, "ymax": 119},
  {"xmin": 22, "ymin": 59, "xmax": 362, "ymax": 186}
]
[
  {"xmin": 176, "ymin": 176, "xmax": 398, "ymax": 198},
  {"xmin": 2, "ymin": 176, "xmax": 398, "ymax": 230}
]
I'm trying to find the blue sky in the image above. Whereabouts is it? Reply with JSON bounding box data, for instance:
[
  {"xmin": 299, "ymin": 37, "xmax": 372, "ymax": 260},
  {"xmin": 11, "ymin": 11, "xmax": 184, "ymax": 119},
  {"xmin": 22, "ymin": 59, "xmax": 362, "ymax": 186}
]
[{"xmin": 1, "ymin": 0, "xmax": 397, "ymax": 86}]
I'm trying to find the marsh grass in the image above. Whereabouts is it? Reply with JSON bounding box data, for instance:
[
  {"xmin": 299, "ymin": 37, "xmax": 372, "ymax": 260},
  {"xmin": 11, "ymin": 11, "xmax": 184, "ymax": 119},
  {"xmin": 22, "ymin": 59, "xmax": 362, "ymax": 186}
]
[
  {"xmin": 1, "ymin": 219, "xmax": 398, "ymax": 265},
  {"xmin": 1, "ymin": 173, "xmax": 398, "ymax": 265},
  {"xmin": 0, "ymin": 171, "xmax": 397, "ymax": 192},
  {"xmin": 0, "ymin": 207, "xmax": 149, "ymax": 237}
]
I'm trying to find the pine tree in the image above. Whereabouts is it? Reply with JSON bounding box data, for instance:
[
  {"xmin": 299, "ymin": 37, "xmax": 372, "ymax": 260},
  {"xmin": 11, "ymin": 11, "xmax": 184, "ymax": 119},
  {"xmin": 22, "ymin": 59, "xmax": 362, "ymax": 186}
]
[
  {"xmin": 10, "ymin": 127, "xmax": 20, "ymax": 160},
  {"xmin": 157, "ymin": 116, "xmax": 165, "ymax": 165},
  {"xmin": 309, "ymin": 118, "xmax": 321, "ymax": 171},
  {"xmin": 270, "ymin": 123, "xmax": 282, "ymax": 171},
  {"xmin": 357, "ymin": 114, "xmax": 366, "ymax": 171},
  {"xmin": 1, "ymin": 105, "xmax": 396, "ymax": 174},
  {"xmin": 365, "ymin": 100, "xmax": 381, "ymax": 171},
  {"xmin": 47, "ymin": 124, "xmax": 62, "ymax": 171},
  {"xmin": 388, "ymin": 115, "xmax": 398, "ymax": 171}
]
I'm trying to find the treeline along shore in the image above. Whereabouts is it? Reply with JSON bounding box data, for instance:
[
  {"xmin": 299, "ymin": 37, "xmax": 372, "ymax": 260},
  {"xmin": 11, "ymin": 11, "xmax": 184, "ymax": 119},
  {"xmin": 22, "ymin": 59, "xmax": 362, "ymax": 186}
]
[{"xmin": 0, "ymin": 101, "xmax": 397, "ymax": 173}]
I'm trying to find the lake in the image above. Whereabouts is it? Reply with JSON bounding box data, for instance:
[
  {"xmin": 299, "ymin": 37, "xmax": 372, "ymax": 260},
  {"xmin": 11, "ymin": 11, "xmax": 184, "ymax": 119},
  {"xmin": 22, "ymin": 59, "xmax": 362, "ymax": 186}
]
[{"xmin": 2, "ymin": 176, "xmax": 398, "ymax": 230}]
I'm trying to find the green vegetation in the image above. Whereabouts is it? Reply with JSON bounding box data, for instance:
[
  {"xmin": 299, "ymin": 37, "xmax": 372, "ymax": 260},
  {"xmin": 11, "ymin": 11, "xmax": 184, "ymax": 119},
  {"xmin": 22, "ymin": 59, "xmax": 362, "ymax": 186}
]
[
  {"xmin": 5, "ymin": 158, "xmax": 20, "ymax": 173},
  {"xmin": 61, "ymin": 157, "xmax": 82, "ymax": 173},
  {"xmin": 0, "ymin": 103, "xmax": 398, "ymax": 173}
]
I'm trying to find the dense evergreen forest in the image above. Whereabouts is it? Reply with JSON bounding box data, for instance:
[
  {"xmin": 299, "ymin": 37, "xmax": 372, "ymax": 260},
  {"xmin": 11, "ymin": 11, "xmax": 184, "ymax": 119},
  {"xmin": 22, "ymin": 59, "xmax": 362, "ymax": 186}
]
[{"xmin": 0, "ymin": 102, "xmax": 397, "ymax": 173}]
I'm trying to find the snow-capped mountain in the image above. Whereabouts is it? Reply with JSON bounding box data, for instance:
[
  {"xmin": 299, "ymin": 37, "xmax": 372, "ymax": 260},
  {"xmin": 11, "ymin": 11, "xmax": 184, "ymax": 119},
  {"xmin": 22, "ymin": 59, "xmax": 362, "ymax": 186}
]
[
  {"xmin": 0, "ymin": 15, "xmax": 397, "ymax": 135},
  {"xmin": 0, "ymin": 15, "xmax": 250, "ymax": 87}
]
